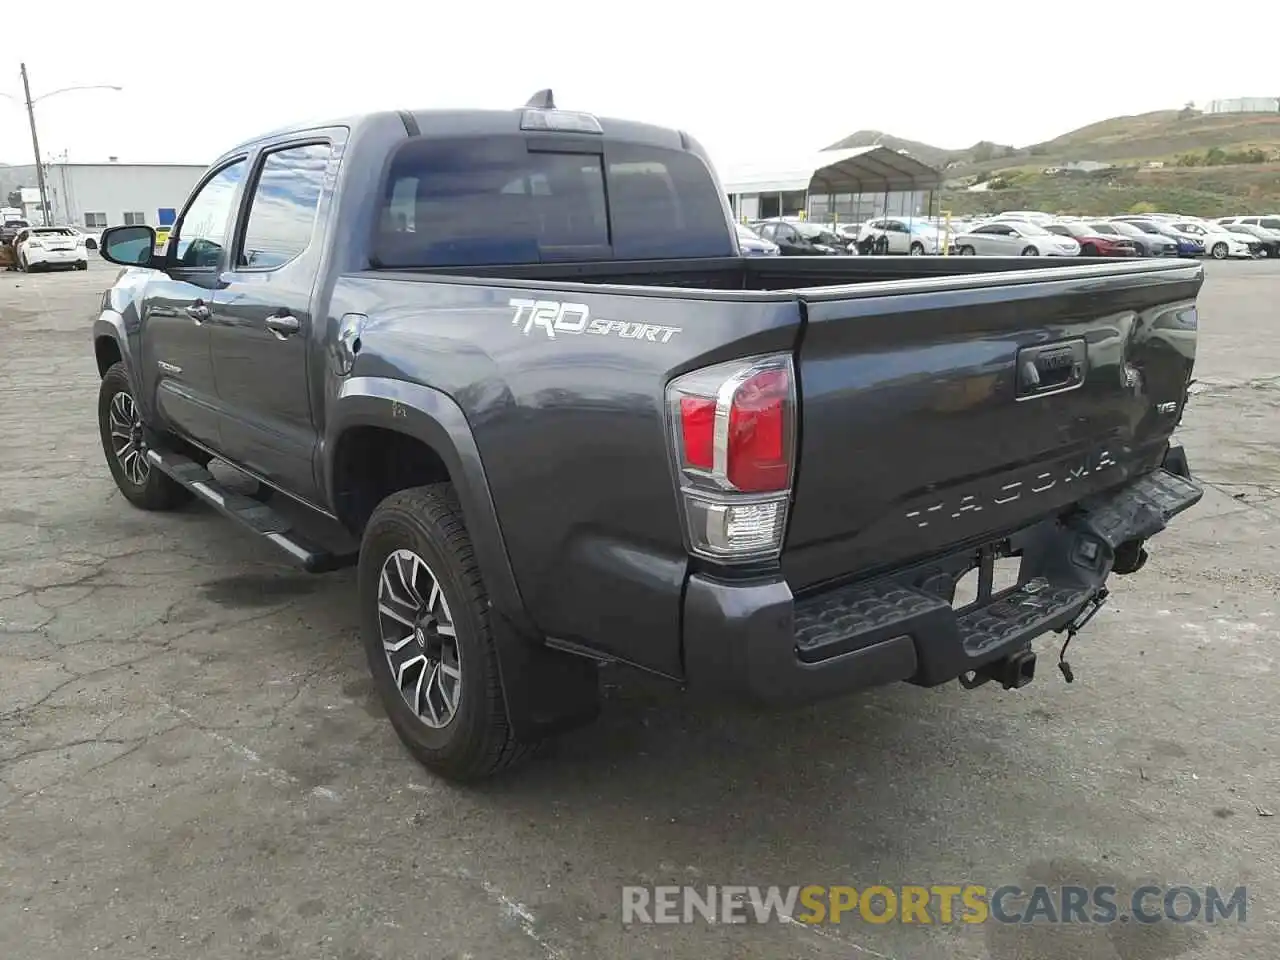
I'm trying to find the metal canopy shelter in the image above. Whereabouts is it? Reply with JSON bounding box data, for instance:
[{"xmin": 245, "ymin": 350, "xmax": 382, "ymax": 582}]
[
  {"xmin": 806, "ymin": 145, "xmax": 942, "ymax": 195},
  {"xmin": 720, "ymin": 146, "xmax": 943, "ymax": 222}
]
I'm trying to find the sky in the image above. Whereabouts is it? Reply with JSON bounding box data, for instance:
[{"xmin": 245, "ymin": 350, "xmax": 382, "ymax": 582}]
[{"xmin": 2, "ymin": 2, "xmax": 1275, "ymax": 173}]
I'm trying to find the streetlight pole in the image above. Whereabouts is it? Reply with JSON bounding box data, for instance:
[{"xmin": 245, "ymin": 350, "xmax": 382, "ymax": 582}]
[
  {"xmin": 19, "ymin": 63, "xmax": 50, "ymax": 226},
  {"xmin": 4, "ymin": 68, "xmax": 121, "ymax": 225}
]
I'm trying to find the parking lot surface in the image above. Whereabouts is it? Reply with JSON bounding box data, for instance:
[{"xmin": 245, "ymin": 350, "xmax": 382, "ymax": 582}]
[{"xmin": 1, "ymin": 258, "xmax": 1276, "ymax": 960}]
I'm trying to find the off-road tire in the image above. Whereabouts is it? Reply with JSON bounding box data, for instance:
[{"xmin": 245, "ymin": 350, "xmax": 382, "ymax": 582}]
[
  {"xmin": 358, "ymin": 484, "xmax": 529, "ymax": 781},
  {"xmin": 98, "ymin": 362, "xmax": 191, "ymax": 510}
]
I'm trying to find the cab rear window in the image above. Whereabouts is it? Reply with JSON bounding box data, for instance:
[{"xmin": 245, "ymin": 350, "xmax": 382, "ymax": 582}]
[{"xmin": 373, "ymin": 136, "xmax": 732, "ymax": 267}]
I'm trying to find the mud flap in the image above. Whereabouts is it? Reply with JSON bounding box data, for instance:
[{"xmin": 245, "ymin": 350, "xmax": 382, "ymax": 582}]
[{"xmin": 489, "ymin": 610, "xmax": 600, "ymax": 743}]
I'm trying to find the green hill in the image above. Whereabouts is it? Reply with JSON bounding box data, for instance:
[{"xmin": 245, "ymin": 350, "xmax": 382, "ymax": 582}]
[{"xmin": 826, "ymin": 109, "xmax": 1280, "ymax": 216}]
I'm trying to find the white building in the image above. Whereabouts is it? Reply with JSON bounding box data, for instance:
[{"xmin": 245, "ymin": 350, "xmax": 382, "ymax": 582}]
[
  {"xmin": 1204, "ymin": 98, "xmax": 1280, "ymax": 115},
  {"xmin": 718, "ymin": 146, "xmax": 941, "ymax": 224},
  {"xmin": 0, "ymin": 161, "xmax": 205, "ymax": 229}
]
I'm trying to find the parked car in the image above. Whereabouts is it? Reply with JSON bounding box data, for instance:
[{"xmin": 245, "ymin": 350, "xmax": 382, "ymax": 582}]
[
  {"xmin": 1117, "ymin": 219, "xmax": 1204, "ymax": 257},
  {"xmin": 1214, "ymin": 222, "xmax": 1277, "ymax": 257},
  {"xmin": 1042, "ymin": 220, "xmax": 1137, "ymax": 257},
  {"xmin": 1099, "ymin": 220, "xmax": 1178, "ymax": 257},
  {"xmin": 735, "ymin": 222, "xmax": 780, "ymax": 257},
  {"xmin": 91, "ymin": 93, "xmax": 1203, "ymax": 782},
  {"xmin": 1169, "ymin": 220, "xmax": 1259, "ymax": 259},
  {"xmin": 1217, "ymin": 214, "xmax": 1280, "ymax": 234},
  {"xmin": 954, "ymin": 220, "xmax": 1080, "ymax": 256},
  {"xmin": 754, "ymin": 219, "xmax": 846, "ymax": 255},
  {"xmin": 857, "ymin": 218, "xmax": 950, "ymax": 255},
  {"xmin": 13, "ymin": 225, "xmax": 89, "ymax": 272}
]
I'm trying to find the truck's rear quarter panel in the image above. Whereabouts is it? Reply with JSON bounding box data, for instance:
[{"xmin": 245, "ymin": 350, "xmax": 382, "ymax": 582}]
[
  {"xmin": 785, "ymin": 263, "xmax": 1202, "ymax": 591},
  {"xmin": 333, "ymin": 275, "xmax": 802, "ymax": 677}
]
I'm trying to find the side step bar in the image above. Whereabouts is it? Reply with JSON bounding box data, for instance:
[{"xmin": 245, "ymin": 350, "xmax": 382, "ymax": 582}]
[{"xmin": 145, "ymin": 448, "xmax": 357, "ymax": 573}]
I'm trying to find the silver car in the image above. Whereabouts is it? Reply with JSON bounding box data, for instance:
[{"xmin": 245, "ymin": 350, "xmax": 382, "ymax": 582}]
[{"xmin": 954, "ymin": 220, "xmax": 1080, "ymax": 256}]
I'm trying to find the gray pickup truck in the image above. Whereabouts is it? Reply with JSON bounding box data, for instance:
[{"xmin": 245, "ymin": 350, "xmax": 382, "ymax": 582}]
[{"xmin": 92, "ymin": 92, "xmax": 1203, "ymax": 781}]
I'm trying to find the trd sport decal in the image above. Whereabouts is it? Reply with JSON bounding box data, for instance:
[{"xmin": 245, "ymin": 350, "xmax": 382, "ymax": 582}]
[{"xmin": 509, "ymin": 298, "xmax": 681, "ymax": 343}]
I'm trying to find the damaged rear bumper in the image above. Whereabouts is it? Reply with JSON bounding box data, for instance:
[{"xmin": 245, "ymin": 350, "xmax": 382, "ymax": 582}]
[{"xmin": 682, "ymin": 446, "xmax": 1202, "ymax": 705}]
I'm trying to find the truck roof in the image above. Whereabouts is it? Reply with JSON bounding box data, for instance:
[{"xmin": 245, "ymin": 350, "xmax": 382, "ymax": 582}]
[{"xmin": 217, "ymin": 106, "xmax": 695, "ymax": 164}]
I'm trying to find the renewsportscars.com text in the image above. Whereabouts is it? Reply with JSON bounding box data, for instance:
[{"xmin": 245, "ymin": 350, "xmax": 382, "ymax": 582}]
[{"xmin": 621, "ymin": 884, "xmax": 1248, "ymax": 926}]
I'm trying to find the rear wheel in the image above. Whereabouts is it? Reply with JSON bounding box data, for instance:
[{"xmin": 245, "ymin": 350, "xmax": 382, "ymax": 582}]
[
  {"xmin": 358, "ymin": 484, "xmax": 529, "ymax": 782},
  {"xmin": 1210, "ymin": 242, "xmax": 1228, "ymax": 260},
  {"xmin": 958, "ymin": 245, "xmax": 976, "ymax": 256},
  {"xmin": 98, "ymin": 362, "xmax": 191, "ymax": 510},
  {"xmin": 1020, "ymin": 246, "xmax": 1039, "ymax": 256}
]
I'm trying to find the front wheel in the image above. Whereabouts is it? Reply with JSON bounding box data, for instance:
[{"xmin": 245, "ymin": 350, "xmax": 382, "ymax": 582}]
[
  {"xmin": 359, "ymin": 484, "xmax": 530, "ymax": 782},
  {"xmin": 1080, "ymin": 243, "xmax": 1097, "ymax": 257},
  {"xmin": 958, "ymin": 245, "xmax": 976, "ymax": 256},
  {"xmin": 909, "ymin": 241, "xmax": 926, "ymax": 256},
  {"xmin": 1021, "ymin": 246, "xmax": 1039, "ymax": 256},
  {"xmin": 1210, "ymin": 242, "xmax": 1228, "ymax": 260},
  {"xmin": 98, "ymin": 362, "xmax": 191, "ymax": 510}
]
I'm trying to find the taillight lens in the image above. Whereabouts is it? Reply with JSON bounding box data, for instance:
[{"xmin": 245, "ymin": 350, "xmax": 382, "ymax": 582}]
[{"xmin": 666, "ymin": 354, "xmax": 796, "ymax": 562}]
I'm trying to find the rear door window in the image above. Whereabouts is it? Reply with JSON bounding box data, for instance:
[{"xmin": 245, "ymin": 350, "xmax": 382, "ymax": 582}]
[{"xmin": 373, "ymin": 135, "xmax": 731, "ymax": 267}]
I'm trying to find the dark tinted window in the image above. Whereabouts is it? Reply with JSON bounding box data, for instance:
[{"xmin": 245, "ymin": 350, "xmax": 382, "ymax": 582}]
[
  {"xmin": 173, "ymin": 160, "xmax": 246, "ymax": 268},
  {"xmin": 605, "ymin": 144, "xmax": 729, "ymax": 258},
  {"xmin": 239, "ymin": 143, "xmax": 329, "ymax": 269},
  {"xmin": 372, "ymin": 136, "xmax": 731, "ymax": 267}
]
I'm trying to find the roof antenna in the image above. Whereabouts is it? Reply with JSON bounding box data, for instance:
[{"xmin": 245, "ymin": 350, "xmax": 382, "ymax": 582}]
[{"xmin": 525, "ymin": 89, "xmax": 556, "ymax": 110}]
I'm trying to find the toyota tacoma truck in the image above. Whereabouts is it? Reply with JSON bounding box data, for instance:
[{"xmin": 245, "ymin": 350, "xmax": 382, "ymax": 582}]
[{"xmin": 92, "ymin": 91, "xmax": 1203, "ymax": 781}]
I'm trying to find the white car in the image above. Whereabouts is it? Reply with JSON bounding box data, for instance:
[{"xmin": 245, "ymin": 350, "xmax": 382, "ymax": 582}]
[
  {"xmin": 857, "ymin": 217, "xmax": 948, "ymax": 255},
  {"xmin": 954, "ymin": 220, "xmax": 1080, "ymax": 256},
  {"xmin": 1168, "ymin": 220, "xmax": 1255, "ymax": 260},
  {"xmin": 14, "ymin": 226, "xmax": 89, "ymax": 272}
]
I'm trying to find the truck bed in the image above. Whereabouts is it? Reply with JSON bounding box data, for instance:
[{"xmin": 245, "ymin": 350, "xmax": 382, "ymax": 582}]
[{"xmin": 371, "ymin": 252, "xmax": 1193, "ymax": 293}]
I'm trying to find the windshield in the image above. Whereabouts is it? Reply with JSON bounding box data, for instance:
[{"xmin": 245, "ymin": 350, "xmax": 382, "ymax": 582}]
[
  {"xmin": 1110, "ymin": 221, "xmax": 1143, "ymax": 237},
  {"xmin": 735, "ymin": 223, "xmax": 763, "ymax": 241},
  {"xmin": 1259, "ymin": 218, "xmax": 1280, "ymax": 231}
]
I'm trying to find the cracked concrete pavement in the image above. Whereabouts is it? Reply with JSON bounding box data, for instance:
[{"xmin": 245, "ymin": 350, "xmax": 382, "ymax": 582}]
[{"xmin": 1, "ymin": 258, "xmax": 1277, "ymax": 959}]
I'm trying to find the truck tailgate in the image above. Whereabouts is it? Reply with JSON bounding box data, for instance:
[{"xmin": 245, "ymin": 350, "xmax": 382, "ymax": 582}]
[{"xmin": 783, "ymin": 261, "xmax": 1202, "ymax": 591}]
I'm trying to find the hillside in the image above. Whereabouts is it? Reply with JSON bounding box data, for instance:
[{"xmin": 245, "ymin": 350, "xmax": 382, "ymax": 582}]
[
  {"xmin": 940, "ymin": 163, "xmax": 1280, "ymax": 218},
  {"xmin": 826, "ymin": 109, "xmax": 1280, "ymax": 216},
  {"xmin": 827, "ymin": 109, "xmax": 1280, "ymax": 171}
]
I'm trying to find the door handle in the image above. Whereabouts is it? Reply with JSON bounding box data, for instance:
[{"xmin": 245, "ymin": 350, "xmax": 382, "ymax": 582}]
[
  {"xmin": 265, "ymin": 314, "xmax": 301, "ymax": 340},
  {"xmin": 185, "ymin": 303, "xmax": 210, "ymax": 323}
]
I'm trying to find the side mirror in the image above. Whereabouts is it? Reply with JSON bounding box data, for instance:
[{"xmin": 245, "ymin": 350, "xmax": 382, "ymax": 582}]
[{"xmin": 99, "ymin": 224, "xmax": 158, "ymax": 268}]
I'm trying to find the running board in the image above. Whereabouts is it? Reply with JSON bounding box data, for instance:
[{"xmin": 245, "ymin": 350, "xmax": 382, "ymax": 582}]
[{"xmin": 145, "ymin": 448, "xmax": 357, "ymax": 573}]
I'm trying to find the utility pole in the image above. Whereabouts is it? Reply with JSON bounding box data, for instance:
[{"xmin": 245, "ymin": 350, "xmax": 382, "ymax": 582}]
[{"xmin": 20, "ymin": 63, "xmax": 50, "ymax": 226}]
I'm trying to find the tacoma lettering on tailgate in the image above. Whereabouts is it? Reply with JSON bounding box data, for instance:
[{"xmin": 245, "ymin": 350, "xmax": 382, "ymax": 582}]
[{"xmin": 906, "ymin": 449, "xmax": 1119, "ymax": 529}]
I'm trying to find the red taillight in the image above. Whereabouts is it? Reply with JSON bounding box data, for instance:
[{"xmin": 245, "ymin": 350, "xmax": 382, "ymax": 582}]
[
  {"xmin": 679, "ymin": 395, "xmax": 716, "ymax": 470},
  {"xmin": 727, "ymin": 369, "xmax": 789, "ymax": 492},
  {"xmin": 667, "ymin": 354, "xmax": 796, "ymax": 562}
]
